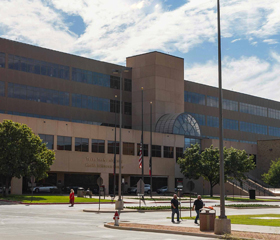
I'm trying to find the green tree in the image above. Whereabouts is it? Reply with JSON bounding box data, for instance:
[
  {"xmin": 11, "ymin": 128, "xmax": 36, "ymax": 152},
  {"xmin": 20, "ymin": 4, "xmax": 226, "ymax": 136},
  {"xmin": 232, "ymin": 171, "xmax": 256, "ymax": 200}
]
[
  {"xmin": 262, "ymin": 159, "xmax": 280, "ymax": 187},
  {"xmin": 200, "ymin": 145, "xmax": 220, "ymax": 197},
  {"xmin": 178, "ymin": 144, "xmax": 255, "ymax": 197},
  {"xmin": 177, "ymin": 143, "xmax": 202, "ymax": 180},
  {"xmin": 0, "ymin": 120, "xmax": 55, "ymax": 195},
  {"xmin": 224, "ymin": 147, "xmax": 255, "ymax": 182}
]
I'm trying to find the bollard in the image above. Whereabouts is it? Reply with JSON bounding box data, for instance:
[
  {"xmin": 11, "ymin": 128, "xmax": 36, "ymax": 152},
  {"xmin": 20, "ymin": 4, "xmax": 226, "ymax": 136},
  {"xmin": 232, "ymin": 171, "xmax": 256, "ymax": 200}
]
[{"xmin": 113, "ymin": 211, "xmax": 119, "ymax": 226}]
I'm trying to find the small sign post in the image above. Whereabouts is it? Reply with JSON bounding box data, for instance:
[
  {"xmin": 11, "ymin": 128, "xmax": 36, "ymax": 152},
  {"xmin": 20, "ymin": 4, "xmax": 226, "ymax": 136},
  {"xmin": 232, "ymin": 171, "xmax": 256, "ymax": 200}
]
[
  {"xmin": 97, "ymin": 177, "xmax": 103, "ymax": 211},
  {"xmin": 137, "ymin": 179, "xmax": 145, "ymax": 208},
  {"xmin": 177, "ymin": 180, "xmax": 183, "ymax": 220},
  {"xmin": 187, "ymin": 180, "xmax": 195, "ymax": 218}
]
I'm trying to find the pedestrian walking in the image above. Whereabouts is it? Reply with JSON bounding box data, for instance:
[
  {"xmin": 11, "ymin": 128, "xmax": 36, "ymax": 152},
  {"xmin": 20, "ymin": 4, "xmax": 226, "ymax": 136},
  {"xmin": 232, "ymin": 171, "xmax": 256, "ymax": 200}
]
[
  {"xmin": 171, "ymin": 194, "xmax": 180, "ymax": 223},
  {"xmin": 69, "ymin": 189, "xmax": 75, "ymax": 207},
  {"xmin": 192, "ymin": 195, "xmax": 204, "ymax": 224}
]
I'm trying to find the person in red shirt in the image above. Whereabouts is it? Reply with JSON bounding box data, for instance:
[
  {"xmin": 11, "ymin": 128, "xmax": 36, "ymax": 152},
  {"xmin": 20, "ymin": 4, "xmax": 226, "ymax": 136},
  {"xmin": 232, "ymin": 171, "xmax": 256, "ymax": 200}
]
[{"xmin": 69, "ymin": 189, "xmax": 75, "ymax": 207}]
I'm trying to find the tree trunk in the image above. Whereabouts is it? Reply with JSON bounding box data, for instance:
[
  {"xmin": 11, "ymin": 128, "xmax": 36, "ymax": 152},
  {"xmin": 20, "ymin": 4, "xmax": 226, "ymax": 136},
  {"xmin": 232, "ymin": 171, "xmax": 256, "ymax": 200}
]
[
  {"xmin": 210, "ymin": 182, "xmax": 213, "ymax": 197},
  {"xmin": 5, "ymin": 177, "xmax": 11, "ymax": 196}
]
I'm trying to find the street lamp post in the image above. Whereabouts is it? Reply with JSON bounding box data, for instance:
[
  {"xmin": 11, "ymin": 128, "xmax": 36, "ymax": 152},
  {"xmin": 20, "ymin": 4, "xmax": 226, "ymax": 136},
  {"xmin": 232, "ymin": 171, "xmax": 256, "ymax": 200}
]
[
  {"xmin": 113, "ymin": 94, "xmax": 117, "ymax": 198},
  {"xmin": 112, "ymin": 67, "xmax": 131, "ymax": 213},
  {"xmin": 214, "ymin": 0, "xmax": 231, "ymax": 234}
]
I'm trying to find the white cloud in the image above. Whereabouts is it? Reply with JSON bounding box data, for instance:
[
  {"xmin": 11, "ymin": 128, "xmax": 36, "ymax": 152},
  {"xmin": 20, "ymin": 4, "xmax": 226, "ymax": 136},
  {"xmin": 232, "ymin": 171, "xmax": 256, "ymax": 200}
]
[
  {"xmin": 263, "ymin": 39, "xmax": 278, "ymax": 45},
  {"xmin": 185, "ymin": 53, "xmax": 280, "ymax": 101},
  {"xmin": 0, "ymin": 0, "xmax": 279, "ymax": 64},
  {"xmin": 231, "ymin": 38, "xmax": 241, "ymax": 43},
  {"xmin": 0, "ymin": 0, "xmax": 76, "ymax": 52}
]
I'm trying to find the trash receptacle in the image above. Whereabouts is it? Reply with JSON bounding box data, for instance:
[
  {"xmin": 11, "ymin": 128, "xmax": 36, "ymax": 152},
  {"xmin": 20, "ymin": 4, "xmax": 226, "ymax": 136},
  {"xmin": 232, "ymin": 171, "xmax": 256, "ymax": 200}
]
[
  {"xmin": 77, "ymin": 187, "xmax": 84, "ymax": 197},
  {"xmin": 249, "ymin": 189, "xmax": 255, "ymax": 199},
  {"xmin": 199, "ymin": 208, "xmax": 216, "ymax": 231}
]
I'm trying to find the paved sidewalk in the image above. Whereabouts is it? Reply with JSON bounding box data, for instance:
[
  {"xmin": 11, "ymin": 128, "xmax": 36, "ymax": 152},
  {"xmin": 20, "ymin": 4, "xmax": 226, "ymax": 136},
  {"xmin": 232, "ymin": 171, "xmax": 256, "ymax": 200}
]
[{"xmin": 131, "ymin": 218, "xmax": 280, "ymax": 234}]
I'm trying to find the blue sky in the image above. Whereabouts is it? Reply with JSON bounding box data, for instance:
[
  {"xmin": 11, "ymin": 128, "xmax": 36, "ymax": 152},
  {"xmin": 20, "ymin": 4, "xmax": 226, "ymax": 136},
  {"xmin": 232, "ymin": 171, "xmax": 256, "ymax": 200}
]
[{"xmin": 0, "ymin": 0, "xmax": 279, "ymax": 101}]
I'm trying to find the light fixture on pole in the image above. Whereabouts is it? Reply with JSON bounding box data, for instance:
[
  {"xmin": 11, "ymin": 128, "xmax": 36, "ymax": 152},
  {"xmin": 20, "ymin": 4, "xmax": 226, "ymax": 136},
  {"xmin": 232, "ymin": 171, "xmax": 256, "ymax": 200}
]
[
  {"xmin": 112, "ymin": 67, "xmax": 131, "ymax": 213},
  {"xmin": 214, "ymin": 0, "xmax": 231, "ymax": 234}
]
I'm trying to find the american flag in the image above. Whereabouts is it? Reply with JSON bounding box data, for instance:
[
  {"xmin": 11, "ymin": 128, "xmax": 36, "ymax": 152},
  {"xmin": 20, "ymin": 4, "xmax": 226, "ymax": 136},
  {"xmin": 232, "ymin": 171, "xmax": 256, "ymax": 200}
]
[{"xmin": 139, "ymin": 144, "xmax": 142, "ymax": 169}]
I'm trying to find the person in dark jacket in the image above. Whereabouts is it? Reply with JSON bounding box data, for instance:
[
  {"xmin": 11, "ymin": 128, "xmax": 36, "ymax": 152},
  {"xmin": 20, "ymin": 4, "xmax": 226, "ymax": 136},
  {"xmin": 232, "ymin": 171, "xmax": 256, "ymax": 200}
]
[
  {"xmin": 192, "ymin": 195, "xmax": 204, "ymax": 224},
  {"xmin": 171, "ymin": 194, "xmax": 180, "ymax": 223}
]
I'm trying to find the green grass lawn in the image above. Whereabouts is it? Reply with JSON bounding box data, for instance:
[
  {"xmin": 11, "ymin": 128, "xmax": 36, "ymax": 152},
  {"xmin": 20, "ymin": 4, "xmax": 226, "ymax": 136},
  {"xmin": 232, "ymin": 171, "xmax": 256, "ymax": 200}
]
[
  {"xmin": 0, "ymin": 195, "xmax": 114, "ymax": 203},
  {"xmin": 125, "ymin": 206, "xmax": 191, "ymax": 210},
  {"xmin": 202, "ymin": 196, "xmax": 280, "ymax": 202},
  {"xmin": 223, "ymin": 204, "xmax": 279, "ymax": 208},
  {"xmin": 129, "ymin": 197, "xmax": 193, "ymax": 201},
  {"xmin": 179, "ymin": 214, "xmax": 280, "ymax": 227}
]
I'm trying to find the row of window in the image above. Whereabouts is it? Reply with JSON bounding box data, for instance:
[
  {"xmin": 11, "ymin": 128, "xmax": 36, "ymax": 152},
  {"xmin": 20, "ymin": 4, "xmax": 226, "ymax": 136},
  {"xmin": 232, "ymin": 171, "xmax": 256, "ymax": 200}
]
[
  {"xmin": 1, "ymin": 110, "xmax": 132, "ymax": 129},
  {"xmin": 3, "ymin": 53, "xmax": 131, "ymax": 91},
  {"xmin": 8, "ymin": 54, "xmax": 69, "ymax": 80},
  {"xmin": 268, "ymin": 108, "xmax": 280, "ymax": 120},
  {"xmin": 72, "ymin": 93, "xmax": 132, "ymax": 115},
  {"xmin": 8, "ymin": 83, "xmax": 70, "ymax": 106},
  {"xmin": 186, "ymin": 91, "xmax": 280, "ymax": 119},
  {"xmin": 206, "ymin": 116, "xmax": 238, "ymax": 131},
  {"xmin": 0, "ymin": 81, "xmax": 4, "ymax": 97},
  {"xmin": 5, "ymin": 83, "xmax": 132, "ymax": 114},
  {"xmin": 0, "ymin": 52, "xmax": 5, "ymax": 68},
  {"xmin": 268, "ymin": 127, "xmax": 280, "ymax": 137},
  {"xmin": 240, "ymin": 122, "xmax": 267, "ymax": 135},
  {"xmin": 207, "ymin": 136, "xmax": 257, "ymax": 145},
  {"xmin": 240, "ymin": 103, "xmax": 267, "ymax": 117},
  {"xmin": 39, "ymin": 134, "xmax": 181, "ymax": 159},
  {"xmin": 72, "ymin": 68, "xmax": 132, "ymax": 91}
]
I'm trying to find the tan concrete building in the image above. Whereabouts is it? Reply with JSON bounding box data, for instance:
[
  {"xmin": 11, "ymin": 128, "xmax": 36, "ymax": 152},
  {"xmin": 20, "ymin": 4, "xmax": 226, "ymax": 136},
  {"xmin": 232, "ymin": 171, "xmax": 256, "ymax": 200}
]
[{"xmin": 0, "ymin": 37, "xmax": 279, "ymax": 195}]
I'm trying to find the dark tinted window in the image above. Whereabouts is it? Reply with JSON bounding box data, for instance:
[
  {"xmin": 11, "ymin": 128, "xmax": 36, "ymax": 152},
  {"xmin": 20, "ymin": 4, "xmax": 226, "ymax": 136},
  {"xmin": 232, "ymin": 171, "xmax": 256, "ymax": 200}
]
[
  {"xmin": 123, "ymin": 142, "xmax": 134, "ymax": 155},
  {"xmin": 0, "ymin": 81, "xmax": 5, "ymax": 97},
  {"xmin": 124, "ymin": 79, "xmax": 132, "ymax": 91},
  {"xmin": 110, "ymin": 75, "xmax": 120, "ymax": 89},
  {"xmin": 176, "ymin": 147, "xmax": 183, "ymax": 162},
  {"xmin": 124, "ymin": 102, "xmax": 132, "ymax": 115},
  {"xmin": 8, "ymin": 54, "xmax": 69, "ymax": 80},
  {"xmin": 108, "ymin": 141, "xmax": 119, "ymax": 154},
  {"xmin": 164, "ymin": 146, "xmax": 174, "ymax": 158},
  {"xmin": 8, "ymin": 83, "xmax": 69, "ymax": 106},
  {"xmin": 137, "ymin": 143, "xmax": 148, "ymax": 157},
  {"xmin": 57, "ymin": 136, "xmax": 72, "ymax": 151},
  {"xmin": 92, "ymin": 139, "xmax": 105, "ymax": 153},
  {"xmin": 75, "ymin": 138, "xmax": 89, "ymax": 152},
  {"xmin": 39, "ymin": 134, "xmax": 54, "ymax": 149},
  {"xmin": 152, "ymin": 145, "xmax": 161, "ymax": 158},
  {"xmin": 0, "ymin": 52, "xmax": 5, "ymax": 68}
]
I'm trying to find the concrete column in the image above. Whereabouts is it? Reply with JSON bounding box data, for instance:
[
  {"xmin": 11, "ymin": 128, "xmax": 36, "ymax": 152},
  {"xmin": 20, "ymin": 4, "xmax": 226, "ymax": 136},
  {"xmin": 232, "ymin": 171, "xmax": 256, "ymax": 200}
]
[
  {"xmin": 57, "ymin": 172, "xmax": 64, "ymax": 186},
  {"xmin": 168, "ymin": 175, "xmax": 175, "ymax": 193},
  {"xmin": 11, "ymin": 177, "xmax": 23, "ymax": 195},
  {"xmin": 72, "ymin": 137, "xmax": 75, "ymax": 152},
  {"xmin": 88, "ymin": 138, "xmax": 92, "ymax": 153},
  {"xmin": 100, "ymin": 172, "xmax": 109, "ymax": 195},
  {"xmin": 53, "ymin": 135, "xmax": 57, "ymax": 150}
]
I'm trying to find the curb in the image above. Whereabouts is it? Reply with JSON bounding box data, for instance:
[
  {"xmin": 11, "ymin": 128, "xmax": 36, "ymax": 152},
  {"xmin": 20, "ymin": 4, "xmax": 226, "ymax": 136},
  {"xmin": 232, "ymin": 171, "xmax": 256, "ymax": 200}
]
[
  {"xmin": 104, "ymin": 223, "xmax": 222, "ymax": 239},
  {"xmin": 0, "ymin": 199, "xmax": 123, "ymax": 205}
]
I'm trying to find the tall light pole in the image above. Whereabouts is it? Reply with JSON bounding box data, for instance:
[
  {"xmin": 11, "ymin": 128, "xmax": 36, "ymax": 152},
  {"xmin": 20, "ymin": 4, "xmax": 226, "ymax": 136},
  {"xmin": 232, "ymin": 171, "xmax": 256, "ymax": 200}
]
[
  {"xmin": 113, "ymin": 94, "xmax": 117, "ymax": 198},
  {"xmin": 112, "ymin": 67, "xmax": 131, "ymax": 213},
  {"xmin": 214, "ymin": 0, "xmax": 231, "ymax": 234}
]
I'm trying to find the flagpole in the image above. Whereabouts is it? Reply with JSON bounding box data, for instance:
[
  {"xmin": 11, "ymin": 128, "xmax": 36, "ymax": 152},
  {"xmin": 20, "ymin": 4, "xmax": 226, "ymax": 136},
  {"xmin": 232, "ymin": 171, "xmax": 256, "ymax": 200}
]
[
  {"xmin": 141, "ymin": 87, "xmax": 144, "ymax": 189},
  {"xmin": 150, "ymin": 101, "xmax": 152, "ymax": 198}
]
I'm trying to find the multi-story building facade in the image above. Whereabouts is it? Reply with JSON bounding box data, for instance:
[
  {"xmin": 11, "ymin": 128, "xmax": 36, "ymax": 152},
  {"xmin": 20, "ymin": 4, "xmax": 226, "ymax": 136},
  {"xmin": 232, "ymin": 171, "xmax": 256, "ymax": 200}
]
[{"xmin": 0, "ymin": 37, "xmax": 279, "ymax": 195}]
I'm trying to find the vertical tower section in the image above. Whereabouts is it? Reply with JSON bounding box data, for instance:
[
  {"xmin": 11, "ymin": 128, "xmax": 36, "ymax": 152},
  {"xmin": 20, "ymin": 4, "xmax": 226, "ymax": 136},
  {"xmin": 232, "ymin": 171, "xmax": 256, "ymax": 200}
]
[{"xmin": 126, "ymin": 52, "xmax": 184, "ymax": 131}]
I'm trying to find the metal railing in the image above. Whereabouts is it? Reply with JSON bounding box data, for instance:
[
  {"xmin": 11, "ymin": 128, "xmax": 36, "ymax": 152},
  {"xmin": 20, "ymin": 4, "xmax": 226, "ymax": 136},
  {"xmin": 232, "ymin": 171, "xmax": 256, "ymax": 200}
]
[{"xmin": 227, "ymin": 177, "xmax": 274, "ymax": 196}]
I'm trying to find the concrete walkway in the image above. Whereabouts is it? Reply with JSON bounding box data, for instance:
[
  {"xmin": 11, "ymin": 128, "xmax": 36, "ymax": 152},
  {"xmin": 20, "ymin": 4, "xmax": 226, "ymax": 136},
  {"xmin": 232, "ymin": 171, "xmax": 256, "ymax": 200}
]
[{"xmin": 129, "ymin": 217, "xmax": 280, "ymax": 235}]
